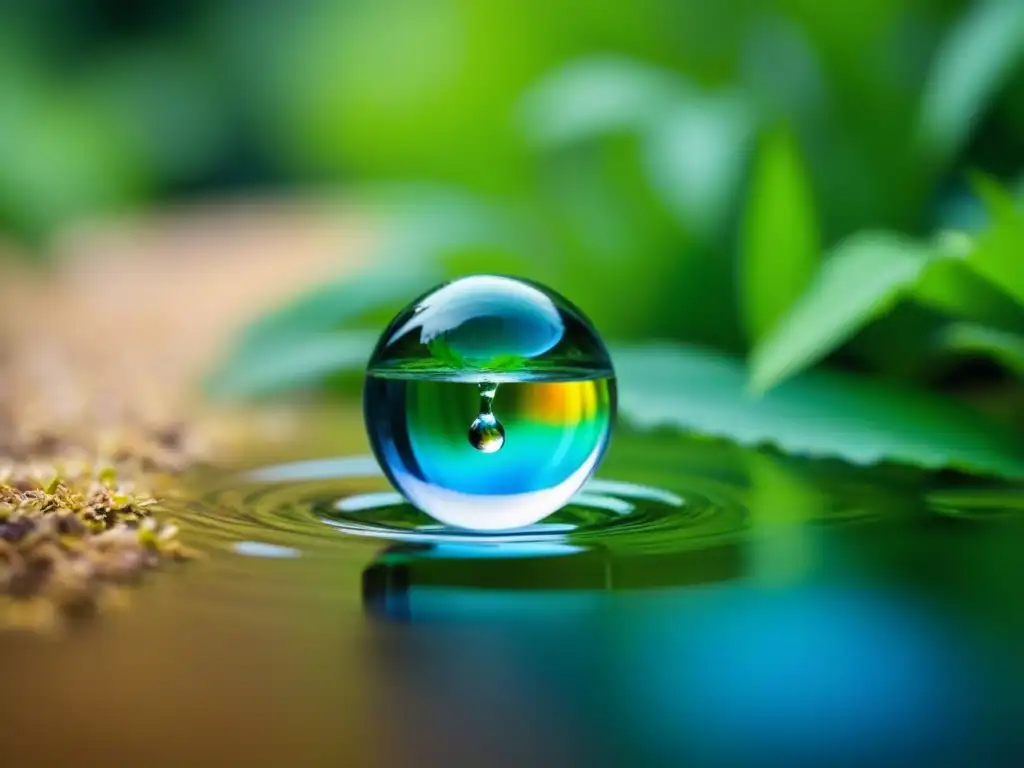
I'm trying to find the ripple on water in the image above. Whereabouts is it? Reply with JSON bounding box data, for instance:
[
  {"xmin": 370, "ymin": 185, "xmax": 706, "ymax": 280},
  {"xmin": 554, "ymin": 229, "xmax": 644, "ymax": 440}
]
[
  {"xmin": 161, "ymin": 451, "xmax": 981, "ymax": 625},
  {"xmin": 171, "ymin": 454, "xmax": 750, "ymax": 563},
  {"xmin": 185, "ymin": 449, "xmax": 914, "ymax": 559},
  {"xmin": 306, "ymin": 458, "xmax": 749, "ymax": 554},
  {"xmin": 175, "ymin": 451, "xmax": 921, "ymax": 586}
]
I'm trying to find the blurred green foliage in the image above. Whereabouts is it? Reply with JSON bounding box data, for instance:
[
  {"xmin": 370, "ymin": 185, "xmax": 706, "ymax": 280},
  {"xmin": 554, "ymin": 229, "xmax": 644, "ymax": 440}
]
[
  {"xmin": 2, "ymin": 0, "xmax": 1023, "ymax": 474},
  {"xmin": 740, "ymin": 126, "xmax": 819, "ymax": 345}
]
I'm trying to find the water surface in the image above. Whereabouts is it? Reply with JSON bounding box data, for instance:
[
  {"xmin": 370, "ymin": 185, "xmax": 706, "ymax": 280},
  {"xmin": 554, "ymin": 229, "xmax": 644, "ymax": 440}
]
[{"xmin": 3, "ymin": 406, "xmax": 1023, "ymax": 766}]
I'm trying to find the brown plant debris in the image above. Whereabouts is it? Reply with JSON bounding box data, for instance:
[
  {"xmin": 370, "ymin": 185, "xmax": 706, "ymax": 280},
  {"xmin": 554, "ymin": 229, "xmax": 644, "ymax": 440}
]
[
  {"xmin": 0, "ymin": 463, "xmax": 197, "ymax": 632},
  {"xmin": 0, "ymin": 200, "xmax": 365, "ymax": 632}
]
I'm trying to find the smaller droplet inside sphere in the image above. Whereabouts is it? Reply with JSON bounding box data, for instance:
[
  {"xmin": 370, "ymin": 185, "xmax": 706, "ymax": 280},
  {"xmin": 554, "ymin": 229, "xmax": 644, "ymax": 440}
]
[
  {"xmin": 469, "ymin": 381, "xmax": 504, "ymax": 453},
  {"xmin": 469, "ymin": 413, "xmax": 505, "ymax": 453}
]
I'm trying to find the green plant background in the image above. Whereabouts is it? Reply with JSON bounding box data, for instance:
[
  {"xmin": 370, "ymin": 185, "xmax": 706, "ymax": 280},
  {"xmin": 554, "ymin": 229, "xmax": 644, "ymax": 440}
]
[{"xmin": 2, "ymin": 0, "xmax": 1023, "ymax": 476}]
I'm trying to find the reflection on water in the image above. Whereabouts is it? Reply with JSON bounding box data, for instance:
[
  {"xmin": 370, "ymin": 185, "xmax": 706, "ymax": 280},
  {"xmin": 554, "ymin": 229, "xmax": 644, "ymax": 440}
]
[
  {"xmin": 366, "ymin": 582, "xmax": 1023, "ymax": 766},
  {"xmin": 612, "ymin": 586, "xmax": 997, "ymax": 765},
  {"xmin": 2, "ymin": 420, "xmax": 1023, "ymax": 766},
  {"xmin": 362, "ymin": 541, "xmax": 745, "ymax": 624}
]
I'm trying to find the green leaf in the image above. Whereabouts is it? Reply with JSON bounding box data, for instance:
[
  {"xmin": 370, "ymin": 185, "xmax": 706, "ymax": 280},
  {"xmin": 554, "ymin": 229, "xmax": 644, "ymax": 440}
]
[
  {"xmin": 207, "ymin": 331, "xmax": 376, "ymax": 399},
  {"xmin": 971, "ymin": 171, "xmax": 1021, "ymax": 219},
  {"xmin": 966, "ymin": 174, "xmax": 1024, "ymax": 305},
  {"xmin": 749, "ymin": 231, "xmax": 935, "ymax": 393},
  {"xmin": 739, "ymin": 126, "xmax": 820, "ymax": 343},
  {"xmin": 842, "ymin": 303, "xmax": 950, "ymax": 380},
  {"xmin": 918, "ymin": 0, "xmax": 1024, "ymax": 163},
  {"xmin": 207, "ymin": 187, "xmax": 535, "ymax": 398},
  {"xmin": 615, "ymin": 343, "xmax": 1024, "ymax": 479},
  {"xmin": 643, "ymin": 91, "xmax": 757, "ymax": 242},
  {"xmin": 207, "ymin": 332, "xmax": 1024, "ymax": 476},
  {"xmin": 914, "ymin": 231, "xmax": 1024, "ymax": 330},
  {"xmin": 937, "ymin": 323, "xmax": 1024, "ymax": 376},
  {"xmin": 218, "ymin": 185, "xmax": 529, "ymax": 363},
  {"xmin": 519, "ymin": 57, "xmax": 686, "ymax": 149},
  {"xmin": 234, "ymin": 263, "xmax": 442, "ymax": 355}
]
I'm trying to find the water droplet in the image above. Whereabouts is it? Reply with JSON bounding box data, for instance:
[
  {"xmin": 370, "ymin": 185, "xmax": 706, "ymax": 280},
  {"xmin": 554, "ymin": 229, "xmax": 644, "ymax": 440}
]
[
  {"xmin": 363, "ymin": 275, "xmax": 616, "ymax": 531},
  {"xmin": 469, "ymin": 382, "xmax": 505, "ymax": 453}
]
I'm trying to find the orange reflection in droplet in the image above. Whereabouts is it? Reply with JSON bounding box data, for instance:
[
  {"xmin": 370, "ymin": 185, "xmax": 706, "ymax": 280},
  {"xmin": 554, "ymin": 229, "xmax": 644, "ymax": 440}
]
[{"xmin": 520, "ymin": 381, "xmax": 598, "ymax": 425}]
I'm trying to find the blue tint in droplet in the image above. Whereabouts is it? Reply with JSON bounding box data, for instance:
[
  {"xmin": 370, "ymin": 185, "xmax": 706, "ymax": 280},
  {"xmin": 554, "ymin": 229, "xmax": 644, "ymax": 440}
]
[{"xmin": 364, "ymin": 275, "xmax": 616, "ymax": 531}]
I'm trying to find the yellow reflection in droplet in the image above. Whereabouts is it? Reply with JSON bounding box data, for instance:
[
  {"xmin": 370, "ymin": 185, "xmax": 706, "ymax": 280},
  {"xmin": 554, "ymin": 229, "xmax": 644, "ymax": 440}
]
[{"xmin": 521, "ymin": 381, "xmax": 598, "ymax": 424}]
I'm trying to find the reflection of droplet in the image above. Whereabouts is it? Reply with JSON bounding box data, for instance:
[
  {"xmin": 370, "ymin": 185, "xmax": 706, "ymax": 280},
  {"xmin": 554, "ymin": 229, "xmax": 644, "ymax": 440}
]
[{"xmin": 469, "ymin": 381, "xmax": 505, "ymax": 453}]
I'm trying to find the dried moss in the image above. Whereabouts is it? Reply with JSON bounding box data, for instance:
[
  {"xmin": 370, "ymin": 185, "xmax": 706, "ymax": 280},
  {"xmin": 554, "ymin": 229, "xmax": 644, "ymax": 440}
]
[
  {"xmin": 0, "ymin": 463, "xmax": 196, "ymax": 632},
  {"xmin": 0, "ymin": 220, "xmax": 357, "ymax": 633}
]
